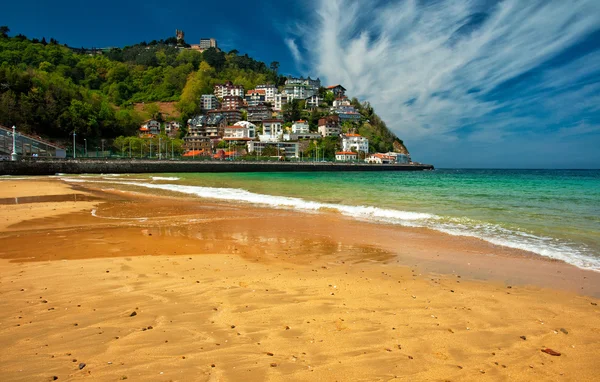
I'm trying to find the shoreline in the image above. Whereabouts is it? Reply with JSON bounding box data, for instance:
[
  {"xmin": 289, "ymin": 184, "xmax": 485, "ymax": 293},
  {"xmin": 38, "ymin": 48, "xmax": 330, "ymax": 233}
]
[{"xmin": 0, "ymin": 178, "xmax": 599, "ymax": 381}]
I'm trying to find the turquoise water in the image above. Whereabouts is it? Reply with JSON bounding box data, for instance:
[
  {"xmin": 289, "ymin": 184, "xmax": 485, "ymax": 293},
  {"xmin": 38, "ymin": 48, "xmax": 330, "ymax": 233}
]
[{"xmin": 77, "ymin": 169, "xmax": 600, "ymax": 271}]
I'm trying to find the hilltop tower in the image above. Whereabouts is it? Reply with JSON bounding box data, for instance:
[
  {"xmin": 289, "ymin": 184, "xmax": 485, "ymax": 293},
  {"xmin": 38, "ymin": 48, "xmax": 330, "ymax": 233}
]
[{"xmin": 176, "ymin": 29, "xmax": 185, "ymax": 42}]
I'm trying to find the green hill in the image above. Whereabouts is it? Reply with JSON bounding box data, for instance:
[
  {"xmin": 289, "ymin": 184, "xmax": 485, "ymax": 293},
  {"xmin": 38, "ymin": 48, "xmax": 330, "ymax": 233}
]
[{"xmin": 0, "ymin": 27, "xmax": 408, "ymax": 155}]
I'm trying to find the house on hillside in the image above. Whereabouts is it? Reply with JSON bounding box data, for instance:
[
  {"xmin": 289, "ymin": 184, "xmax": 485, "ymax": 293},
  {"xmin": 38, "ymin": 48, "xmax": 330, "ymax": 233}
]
[
  {"xmin": 209, "ymin": 109, "xmax": 242, "ymax": 124},
  {"xmin": 184, "ymin": 115, "xmax": 211, "ymax": 152},
  {"xmin": 201, "ymin": 94, "xmax": 220, "ymax": 111},
  {"xmin": 245, "ymin": 90, "xmax": 266, "ymax": 107},
  {"xmin": 222, "ymin": 95, "xmax": 244, "ymax": 110},
  {"xmin": 305, "ymin": 95, "xmax": 321, "ymax": 109},
  {"xmin": 165, "ymin": 121, "xmax": 181, "ymax": 138},
  {"xmin": 259, "ymin": 119, "xmax": 284, "ymax": 143},
  {"xmin": 214, "ymin": 81, "xmax": 244, "ymax": 98},
  {"xmin": 327, "ymin": 85, "xmax": 346, "ymax": 98},
  {"xmin": 318, "ymin": 115, "xmax": 341, "ymax": 137},
  {"xmin": 139, "ymin": 120, "xmax": 161, "ymax": 138},
  {"xmin": 341, "ymin": 133, "xmax": 369, "ymax": 153},
  {"xmin": 291, "ymin": 120, "xmax": 310, "ymax": 134},
  {"xmin": 247, "ymin": 104, "xmax": 271, "ymax": 123},
  {"xmin": 223, "ymin": 125, "xmax": 254, "ymax": 142},
  {"xmin": 335, "ymin": 151, "xmax": 358, "ymax": 162},
  {"xmin": 256, "ymin": 84, "xmax": 277, "ymax": 103},
  {"xmin": 274, "ymin": 93, "xmax": 289, "ymax": 111}
]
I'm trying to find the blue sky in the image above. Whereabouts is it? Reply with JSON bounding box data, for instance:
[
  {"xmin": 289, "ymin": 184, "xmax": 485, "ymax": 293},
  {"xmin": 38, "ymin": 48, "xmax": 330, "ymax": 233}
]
[{"xmin": 2, "ymin": 0, "xmax": 600, "ymax": 168}]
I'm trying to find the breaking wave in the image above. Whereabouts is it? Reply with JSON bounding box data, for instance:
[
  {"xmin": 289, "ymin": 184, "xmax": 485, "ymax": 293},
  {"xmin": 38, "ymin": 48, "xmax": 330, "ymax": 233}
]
[{"xmin": 65, "ymin": 178, "xmax": 600, "ymax": 272}]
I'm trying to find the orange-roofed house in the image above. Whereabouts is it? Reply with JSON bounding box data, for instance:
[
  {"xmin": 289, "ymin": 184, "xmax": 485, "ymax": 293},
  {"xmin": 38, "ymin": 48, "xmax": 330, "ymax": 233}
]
[
  {"xmin": 327, "ymin": 85, "xmax": 346, "ymax": 97},
  {"xmin": 335, "ymin": 151, "xmax": 358, "ymax": 162},
  {"xmin": 139, "ymin": 120, "xmax": 161, "ymax": 138},
  {"xmin": 342, "ymin": 133, "xmax": 369, "ymax": 153}
]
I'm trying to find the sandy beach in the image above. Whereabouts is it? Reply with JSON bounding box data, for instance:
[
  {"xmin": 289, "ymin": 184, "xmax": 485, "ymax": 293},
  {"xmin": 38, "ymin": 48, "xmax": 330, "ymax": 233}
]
[{"xmin": 1, "ymin": 178, "xmax": 599, "ymax": 381}]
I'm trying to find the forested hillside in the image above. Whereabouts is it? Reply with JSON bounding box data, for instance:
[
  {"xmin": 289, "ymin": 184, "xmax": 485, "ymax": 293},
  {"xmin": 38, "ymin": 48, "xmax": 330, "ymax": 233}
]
[{"xmin": 0, "ymin": 27, "xmax": 407, "ymax": 154}]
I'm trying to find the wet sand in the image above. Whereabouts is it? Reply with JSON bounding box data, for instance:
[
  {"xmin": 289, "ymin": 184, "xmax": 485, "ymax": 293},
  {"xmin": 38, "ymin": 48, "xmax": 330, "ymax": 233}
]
[{"xmin": 0, "ymin": 178, "xmax": 599, "ymax": 381}]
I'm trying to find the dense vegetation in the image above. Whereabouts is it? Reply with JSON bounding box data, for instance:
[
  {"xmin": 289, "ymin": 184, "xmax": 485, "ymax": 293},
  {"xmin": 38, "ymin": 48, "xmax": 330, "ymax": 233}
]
[{"xmin": 0, "ymin": 27, "xmax": 406, "ymax": 155}]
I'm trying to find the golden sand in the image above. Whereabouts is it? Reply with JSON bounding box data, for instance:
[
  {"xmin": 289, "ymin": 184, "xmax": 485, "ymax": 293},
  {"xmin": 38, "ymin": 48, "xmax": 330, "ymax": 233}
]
[{"xmin": 0, "ymin": 178, "xmax": 599, "ymax": 381}]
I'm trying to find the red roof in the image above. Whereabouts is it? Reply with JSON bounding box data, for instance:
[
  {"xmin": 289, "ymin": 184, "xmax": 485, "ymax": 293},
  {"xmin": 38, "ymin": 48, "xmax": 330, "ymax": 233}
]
[
  {"xmin": 344, "ymin": 133, "xmax": 362, "ymax": 137},
  {"xmin": 183, "ymin": 150, "xmax": 208, "ymax": 157}
]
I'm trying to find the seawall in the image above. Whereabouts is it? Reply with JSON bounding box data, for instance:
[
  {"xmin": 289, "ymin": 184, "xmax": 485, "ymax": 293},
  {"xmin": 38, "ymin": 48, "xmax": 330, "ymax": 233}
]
[{"xmin": 0, "ymin": 160, "xmax": 434, "ymax": 176}]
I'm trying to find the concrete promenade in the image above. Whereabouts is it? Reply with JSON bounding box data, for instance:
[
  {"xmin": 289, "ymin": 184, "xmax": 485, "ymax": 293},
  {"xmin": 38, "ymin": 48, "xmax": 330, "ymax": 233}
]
[{"xmin": 0, "ymin": 159, "xmax": 434, "ymax": 176}]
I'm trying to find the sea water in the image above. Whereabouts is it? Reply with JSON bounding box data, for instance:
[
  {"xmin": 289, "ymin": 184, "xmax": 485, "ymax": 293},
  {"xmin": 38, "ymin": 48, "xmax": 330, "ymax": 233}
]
[{"xmin": 70, "ymin": 169, "xmax": 600, "ymax": 271}]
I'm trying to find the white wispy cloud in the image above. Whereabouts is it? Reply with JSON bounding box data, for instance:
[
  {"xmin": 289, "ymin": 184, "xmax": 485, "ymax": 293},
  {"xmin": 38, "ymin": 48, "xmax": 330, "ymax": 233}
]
[
  {"xmin": 284, "ymin": 38, "xmax": 302, "ymax": 67},
  {"xmin": 287, "ymin": 0, "xmax": 600, "ymax": 152}
]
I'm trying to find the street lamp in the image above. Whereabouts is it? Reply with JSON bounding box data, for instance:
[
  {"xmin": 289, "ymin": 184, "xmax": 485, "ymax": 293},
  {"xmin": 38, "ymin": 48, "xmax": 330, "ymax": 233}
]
[
  {"xmin": 84, "ymin": 138, "xmax": 87, "ymax": 157},
  {"xmin": 11, "ymin": 126, "xmax": 18, "ymax": 161},
  {"xmin": 72, "ymin": 132, "xmax": 76, "ymax": 159},
  {"xmin": 158, "ymin": 137, "xmax": 162, "ymax": 160},
  {"xmin": 101, "ymin": 139, "xmax": 105, "ymax": 158}
]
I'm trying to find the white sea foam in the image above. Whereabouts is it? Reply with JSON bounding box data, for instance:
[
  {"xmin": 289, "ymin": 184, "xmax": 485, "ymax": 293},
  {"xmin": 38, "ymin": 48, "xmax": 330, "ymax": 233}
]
[
  {"xmin": 64, "ymin": 178, "xmax": 600, "ymax": 272},
  {"xmin": 151, "ymin": 177, "xmax": 181, "ymax": 181}
]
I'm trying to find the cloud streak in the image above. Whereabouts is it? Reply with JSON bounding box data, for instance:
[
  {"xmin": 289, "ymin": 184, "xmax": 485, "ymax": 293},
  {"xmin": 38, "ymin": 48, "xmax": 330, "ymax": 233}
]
[{"xmin": 287, "ymin": 0, "xmax": 600, "ymax": 167}]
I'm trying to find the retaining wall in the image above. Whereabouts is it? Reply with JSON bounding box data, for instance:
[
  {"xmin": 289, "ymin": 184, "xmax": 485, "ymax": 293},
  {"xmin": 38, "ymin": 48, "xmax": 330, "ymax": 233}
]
[{"xmin": 0, "ymin": 160, "xmax": 434, "ymax": 176}]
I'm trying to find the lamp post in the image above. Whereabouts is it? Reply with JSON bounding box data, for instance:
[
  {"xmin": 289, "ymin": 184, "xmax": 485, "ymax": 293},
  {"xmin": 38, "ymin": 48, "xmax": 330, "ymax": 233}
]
[
  {"xmin": 11, "ymin": 126, "xmax": 18, "ymax": 161},
  {"xmin": 84, "ymin": 138, "xmax": 87, "ymax": 157},
  {"xmin": 72, "ymin": 132, "xmax": 76, "ymax": 159},
  {"xmin": 101, "ymin": 139, "xmax": 105, "ymax": 158},
  {"xmin": 158, "ymin": 137, "xmax": 162, "ymax": 160}
]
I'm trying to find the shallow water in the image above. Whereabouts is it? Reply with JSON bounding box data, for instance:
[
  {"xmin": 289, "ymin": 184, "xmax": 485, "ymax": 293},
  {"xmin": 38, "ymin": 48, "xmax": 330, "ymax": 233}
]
[{"xmin": 65, "ymin": 169, "xmax": 600, "ymax": 271}]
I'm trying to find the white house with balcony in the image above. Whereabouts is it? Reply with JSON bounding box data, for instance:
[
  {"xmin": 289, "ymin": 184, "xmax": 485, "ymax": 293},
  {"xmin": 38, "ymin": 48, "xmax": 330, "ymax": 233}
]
[
  {"xmin": 291, "ymin": 120, "xmax": 310, "ymax": 134},
  {"xmin": 342, "ymin": 133, "xmax": 369, "ymax": 153},
  {"xmin": 223, "ymin": 122, "xmax": 256, "ymax": 141},
  {"xmin": 259, "ymin": 119, "xmax": 284, "ymax": 142},
  {"xmin": 256, "ymin": 84, "xmax": 277, "ymax": 103},
  {"xmin": 274, "ymin": 93, "xmax": 289, "ymax": 111}
]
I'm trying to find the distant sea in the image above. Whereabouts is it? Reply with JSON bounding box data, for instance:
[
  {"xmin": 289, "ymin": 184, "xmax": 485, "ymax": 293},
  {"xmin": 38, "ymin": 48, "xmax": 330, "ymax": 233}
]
[{"xmin": 72, "ymin": 169, "xmax": 600, "ymax": 272}]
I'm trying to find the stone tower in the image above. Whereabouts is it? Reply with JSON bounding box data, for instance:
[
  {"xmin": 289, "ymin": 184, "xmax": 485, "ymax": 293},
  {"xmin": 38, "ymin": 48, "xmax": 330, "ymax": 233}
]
[{"xmin": 176, "ymin": 29, "xmax": 184, "ymax": 42}]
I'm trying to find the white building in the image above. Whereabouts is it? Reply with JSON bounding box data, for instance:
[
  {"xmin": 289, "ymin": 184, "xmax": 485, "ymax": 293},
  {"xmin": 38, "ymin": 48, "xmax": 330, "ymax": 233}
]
[
  {"xmin": 201, "ymin": 94, "xmax": 220, "ymax": 111},
  {"xmin": 318, "ymin": 115, "xmax": 341, "ymax": 137},
  {"xmin": 384, "ymin": 152, "xmax": 411, "ymax": 164},
  {"xmin": 365, "ymin": 153, "xmax": 396, "ymax": 164},
  {"xmin": 342, "ymin": 134, "xmax": 369, "ymax": 153},
  {"xmin": 335, "ymin": 151, "xmax": 358, "ymax": 162},
  {"xmin": 223, "ymin": 125, "xmax": 254, "ymax": 141},
  {"xmin": 247, "ymin": 141, "xmax": 299, "ymax": 158},
  {"xmin": 283, "ymin": 132, "xmax": 321, "ymax": 141},
  {"xmin": 291, "ymin": 120, "xmax": 310, "ymax": 134},
  {"xmin": 305, "ymin": 95, "xmax": 321, "ymax": 109},
  {"xmin": 233, "ymin": 121, "xmax": 256, "ymax": 139},
  {"xmin": 256, "ymin": 84, "xmax": 277, "ymax": 103},
  {"xmin": 259, "ymin": 119, "xmax": 284, "ymax": 142},
  {"xmin": 214, "ymin": 81, "xmax": 244, "ymax": 99},
  {"xmin": 273, "ymin": 93, "xmax": 289, "ymax": 111},
  {"xmin": 283, "ymin": 84, "xmax": 316, "ymax": 100}
]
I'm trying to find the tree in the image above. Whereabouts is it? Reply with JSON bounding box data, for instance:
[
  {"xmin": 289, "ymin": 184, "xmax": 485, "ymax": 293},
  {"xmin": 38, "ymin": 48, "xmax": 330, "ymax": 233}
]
[
  {"xmin": 270, "ymin": 61, "xmax": 280, "ymax": 74},
  {"xmin": 282, "ymin": 100, "xmax": 302, "ymax": 122},
  {"xmin": 0, "ymin": 26, "xmax": 9, "ymax": 38},
  {"xmin": 41, "ymin": 37, "xmax": 47, "ymax": 45},
  {"xmin": 203, "ymin": 48, "xmax": 226, "ymax": 71}
]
